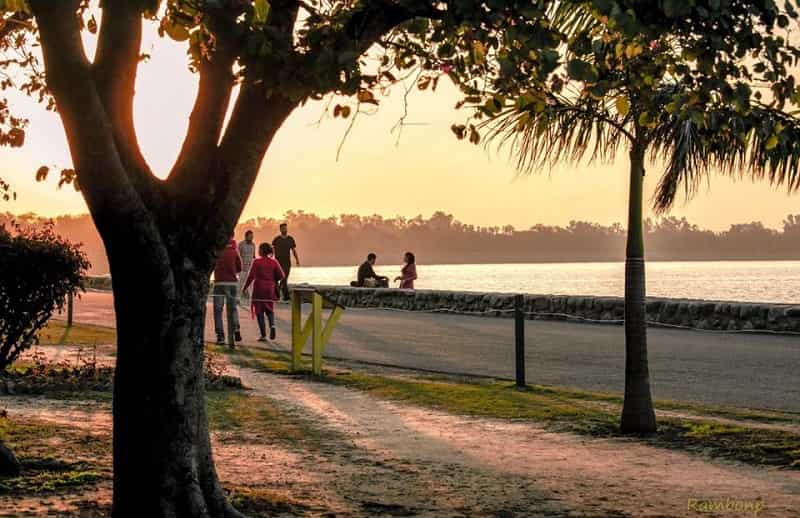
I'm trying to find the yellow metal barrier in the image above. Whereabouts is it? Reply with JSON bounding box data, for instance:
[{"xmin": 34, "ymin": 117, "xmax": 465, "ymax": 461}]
[{"xmin": 290, "ymin": 287, "xmax": 344, "ymax": 375}]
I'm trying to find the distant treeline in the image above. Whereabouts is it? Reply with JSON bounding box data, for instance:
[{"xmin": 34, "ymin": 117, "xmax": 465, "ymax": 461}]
[{"xmin": 3, "ymin": 211, "xmax": 800, "ymax": 274}]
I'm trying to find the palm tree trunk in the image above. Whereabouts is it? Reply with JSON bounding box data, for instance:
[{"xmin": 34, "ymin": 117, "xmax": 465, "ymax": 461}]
[{"xmin": 620, "ymin": 139, "xmax": 657, "ymax": 434}]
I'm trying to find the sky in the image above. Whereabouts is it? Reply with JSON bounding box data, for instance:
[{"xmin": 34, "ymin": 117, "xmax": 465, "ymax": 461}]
[{"xmin": 1, "ymin": 21, "xmax": 798, "ymax": 232}]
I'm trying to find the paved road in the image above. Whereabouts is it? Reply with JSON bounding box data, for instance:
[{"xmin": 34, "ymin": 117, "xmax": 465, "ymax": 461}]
[{"xmin": 66, "ymin": 291, "xmax": 800, "ymax": 412}]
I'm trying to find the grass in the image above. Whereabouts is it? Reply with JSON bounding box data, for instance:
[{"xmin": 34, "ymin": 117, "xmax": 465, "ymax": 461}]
[
  {"xmin": 0, "ymin": 415, "xmax": 109, "ymax": 495},
  {"xmin": 222, "ymin": 347, "xmax": 800, "ymax": 470},
  {"xmin": 205, "ymin": 389, "xmax": 338, "ymax": 448},
  {"xmin": 0, "ymin": 460, "xmax": 101, "ymax": 494},
  {"xmin": 227, "ymin": 487, "xmax": 308, "ymax": 516},
  {"xmin": 205, "ymin": 391, "xmax": 290, "ymax": 437},
  {"xmin": 38, "ymin": 320, "xmax": 117, "ymax": 348}
]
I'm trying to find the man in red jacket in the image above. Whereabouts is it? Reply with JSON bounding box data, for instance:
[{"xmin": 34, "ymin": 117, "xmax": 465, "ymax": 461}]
[{"xmin": 213, "ymin": 238, "xmax": 243, "ymax": 346}]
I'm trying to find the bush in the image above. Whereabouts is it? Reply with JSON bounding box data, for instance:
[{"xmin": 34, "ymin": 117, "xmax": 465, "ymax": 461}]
[{"xmin": 0, "ymin": 222, "xmax": 90, "ymax": 370}]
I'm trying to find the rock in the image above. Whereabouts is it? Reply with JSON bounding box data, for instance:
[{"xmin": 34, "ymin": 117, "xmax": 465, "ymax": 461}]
[{"xmin": 767, "ymin": 307, "xmax": 784, "ymax": 323}]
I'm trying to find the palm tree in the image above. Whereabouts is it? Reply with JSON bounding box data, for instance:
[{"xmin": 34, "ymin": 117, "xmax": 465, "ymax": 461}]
[
  {"xmin": 484, "ymin": 88, "xmax": 659, "ymax": 432},
  {"xmin": 480, "ymin": 70, "xmax": 800, "ymax": 433}
]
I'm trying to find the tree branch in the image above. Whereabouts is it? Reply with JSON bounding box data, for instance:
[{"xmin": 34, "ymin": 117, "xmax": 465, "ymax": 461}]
[
  {"xmin": 168, "ymin": 11, "xmax": 239, "ymax": 188},
  {"xmin": 204, "ymin": 81, "xmax": 296, "ymax": 249},
  {"xmin": 341, "ymin": 0, "xmax": 443, "ymax": 55},
  {"xmin": 0, "ymin": 12, "xmax": 32, "ymax": 41},
  {"xmin": 93, "ymin": 1, "xmax": 162, "ymax": 205},
  {"xmin": 28, "ymin": 0, "xmax": 166, "ymax": 253}
]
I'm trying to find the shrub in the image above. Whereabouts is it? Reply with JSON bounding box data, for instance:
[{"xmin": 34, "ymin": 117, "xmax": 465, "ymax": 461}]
[{"xmin": 0, "ymin": 222, "xmax": 90, "ymax": 370}]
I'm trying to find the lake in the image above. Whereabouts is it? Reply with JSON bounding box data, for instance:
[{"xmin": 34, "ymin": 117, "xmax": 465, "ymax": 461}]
[{"xmin": 289, "ymin": 260, "xmax": 800, "ymax": 304}]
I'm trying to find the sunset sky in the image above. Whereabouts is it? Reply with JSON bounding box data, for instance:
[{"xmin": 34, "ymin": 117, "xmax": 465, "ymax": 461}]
[{"xmin": 1, "ymin": 22, "xmax": 797, "ymax": 231}]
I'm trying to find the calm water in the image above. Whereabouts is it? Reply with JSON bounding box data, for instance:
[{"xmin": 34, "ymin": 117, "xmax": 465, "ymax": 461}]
[{"xmin": 290, "ymin": 260, "xmax": 800, "ymax": 304}]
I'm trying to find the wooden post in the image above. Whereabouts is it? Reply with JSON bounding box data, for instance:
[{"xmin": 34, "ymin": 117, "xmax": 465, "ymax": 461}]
[
  {"xmin": 311, "ymin": 293, "xmax": 323, "ymax": 375},
  {"xmin": 515, "ymin": 294, "xmax": 525, "ymax": 387},
  {"xmin": 291, "ymin": 292, "xmax": 302, "ymax": 370},
  {"xmin": 67, "ymin": 292, "xmax": 74, "ymax": 328}
]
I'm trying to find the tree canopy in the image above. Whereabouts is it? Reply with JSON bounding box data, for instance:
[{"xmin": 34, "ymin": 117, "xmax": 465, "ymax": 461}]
[{"xmin": 451, "ymin": 1, "xmax": 800, "ymax": 207}]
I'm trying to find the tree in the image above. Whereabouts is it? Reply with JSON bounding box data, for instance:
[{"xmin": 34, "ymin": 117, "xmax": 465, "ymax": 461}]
[
  {"xmin": 1, "ymin": 1, "xmax": 562, "ymax": 515},
  {"xmin": 465, "ymin": 1, "xmax": 800, "ymax": 433},
  {"xmin": 0, "ymin": 222, "xmax": 88, "ymax": 477},
  {"xmin": 0, "ymin": 222, "xmax": 89, "ymax": 370}
]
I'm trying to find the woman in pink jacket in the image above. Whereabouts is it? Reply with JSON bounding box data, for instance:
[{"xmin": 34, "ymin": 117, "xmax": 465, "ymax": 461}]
[
  {"xmin": 395, "ymin": 251, "xmax": 417, "ymax": 289},
  {"xmin": 243, "ymin": 243, "xmax": 285, "ymax": 341}
]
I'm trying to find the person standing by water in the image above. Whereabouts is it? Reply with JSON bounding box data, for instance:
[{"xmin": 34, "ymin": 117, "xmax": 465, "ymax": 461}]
[
  {"xmin": 238, "ymin": 230, "xmax": 256, "ymax": 304},
  {"xmin": 213, "ymin": 238, "xmax": 243, "ymax": 345},
  {"xmin": 243, "ymin": 243, "xmax": 285, "ymax": 342},
  {"xmin": 272, "ymin": 223, "xmax": 299, "ymax": 301},
  {"xmin": 395, "ymin": 251, "xmax": 417, "ymax": 289}
]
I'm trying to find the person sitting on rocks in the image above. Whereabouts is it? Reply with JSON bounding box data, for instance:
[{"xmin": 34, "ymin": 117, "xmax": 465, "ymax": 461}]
[{"xmin": 351, "ymin": 253, "xmax": 389, "ymax": 288}]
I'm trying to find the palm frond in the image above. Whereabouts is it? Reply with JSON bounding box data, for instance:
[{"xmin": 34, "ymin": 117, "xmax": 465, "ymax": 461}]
[
  {"xmin": 480, "ymin": 95, "xmax": 630, "ymax": 176},
  {"xmin": 653, "ymin": 106, "xmax": 800, "ymax": 211},
  {"xmin": 549, "ymin": 1, "xmax": 598, "ymax": 41}
]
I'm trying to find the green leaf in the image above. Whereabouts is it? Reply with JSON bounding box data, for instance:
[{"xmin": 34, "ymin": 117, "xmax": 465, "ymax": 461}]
[
  {"xmin": 662, "ymin": 0, "xmax": 693, "ymax": 18},
  {"xmin": 254, "ymin": 0, "xmax": 271, "ymax": 24},
  {"xmin": 615, "ymin": 96, "xmax": 630, "ymax": 117},
  {"xmin": 566, "ymin": 59, "xmax": 599, "ymax": 83},
  {"xmin": 514, "ymin": 93, "xmax": 537, "ymax": 110},
  {"xmin": 163, "ymin": 19, "xmax": 190, "ymax": 41},
  {"xmin": 472, "ymin": 40, "xmax": 486, "ymax": 64},
  {"xmin": 765, "ymin": 135, "xmax": 779, "ymax": 150}
]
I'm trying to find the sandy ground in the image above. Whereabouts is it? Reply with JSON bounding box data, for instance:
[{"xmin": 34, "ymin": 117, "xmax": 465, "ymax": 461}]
[
  {"xmin": 3, "ymin": 322, "xmax": 798, "ymax": 516},
  {"xmin": 230, "ymin": 364, "xmax": 800, "ymax": 517},
  {"xmin": 2, "ymin": 357, "xmax": 800, "ymax": 516}
]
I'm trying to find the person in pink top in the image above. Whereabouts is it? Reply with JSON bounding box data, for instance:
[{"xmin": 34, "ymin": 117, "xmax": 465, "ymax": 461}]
[
  {"xmin": 395, "ymin": 251, "xmax": 417, "ymax": 289},
  {"xmin": 242, "ymin": 243, "xmax": 285, "ymax": 341}
]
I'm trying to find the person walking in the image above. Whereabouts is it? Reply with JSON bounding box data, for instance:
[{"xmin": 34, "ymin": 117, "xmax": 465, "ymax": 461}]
[
  {"xmin": 272, "ymin": 223, "xmax": 299, "ymax": 301},
  {"xmin": 242, "ymin": 243, "xmax": 285, "ymax": 342},
  {"xmin": 213, "ymin": 238, "xmax": 243, "ymax": 346},
  {"xmin": 238, "ymin": 230, "xmax": 256, "ymax": 304},
  {"xmin": 395, "ymin": 251, "xmax": 417, "ymax": 289}
]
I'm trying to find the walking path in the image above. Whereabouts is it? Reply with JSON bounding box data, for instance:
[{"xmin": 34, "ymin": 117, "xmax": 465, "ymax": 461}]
[
  {"xmin": 6, "ymin": 350, "xmax": 798, "ymax": 517},
  {"xmin": 64, "ymin": 291, "xmax": 800, "ymax": 412},
  {"xmin": 227, "ymin": 361, "xmax": 800, "ymax": 517}
]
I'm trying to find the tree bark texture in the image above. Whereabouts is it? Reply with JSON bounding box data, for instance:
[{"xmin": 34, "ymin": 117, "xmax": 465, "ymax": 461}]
[{"xmin": 621, "ymin": 138, "xmax": 657, "ymax": 434}]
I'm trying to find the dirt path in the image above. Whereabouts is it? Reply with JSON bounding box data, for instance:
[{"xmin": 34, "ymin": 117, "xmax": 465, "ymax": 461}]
[
  {"xmin": 3, "ymin": 368, "xmax": 799, "ymax": 516},
  {"xmin": 4, "ymin": 341, "xmax": 798, "ymax": 516},
  {"xmin": 227, "ymin": 362, "xmax": 800, "ymax": 518}
]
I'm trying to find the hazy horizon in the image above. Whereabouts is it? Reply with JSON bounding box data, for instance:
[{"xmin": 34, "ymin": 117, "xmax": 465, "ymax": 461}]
[
  {"xmin": 3, "ymin": 207, "xmax": 799, "ymax": 233},
  {"xmin": 6, "ymin": 211, "xmax": 799, "ymax": 275}
]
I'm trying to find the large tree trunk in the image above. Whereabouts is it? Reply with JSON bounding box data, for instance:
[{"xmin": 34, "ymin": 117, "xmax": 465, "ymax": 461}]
[
  {"xmin": 620, "ymin": 140, "xmax": 657, "ymax": 434},
  {"xmin": 108, "ymin": 244, "xmax": 241, "ymax": 518},
  {"xmin": 27, "ymin": 1, "xmax": 405, "ymax": 514}
]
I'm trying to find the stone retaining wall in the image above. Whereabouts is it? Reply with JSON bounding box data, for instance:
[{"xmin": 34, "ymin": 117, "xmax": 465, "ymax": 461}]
[
  {"xmin": 309, "ymin": 286, "xmax": 800, "ymax": 333},
  {"xmin": 84, "ymin": 276, "xmax": 800, "ymax": 332}
]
